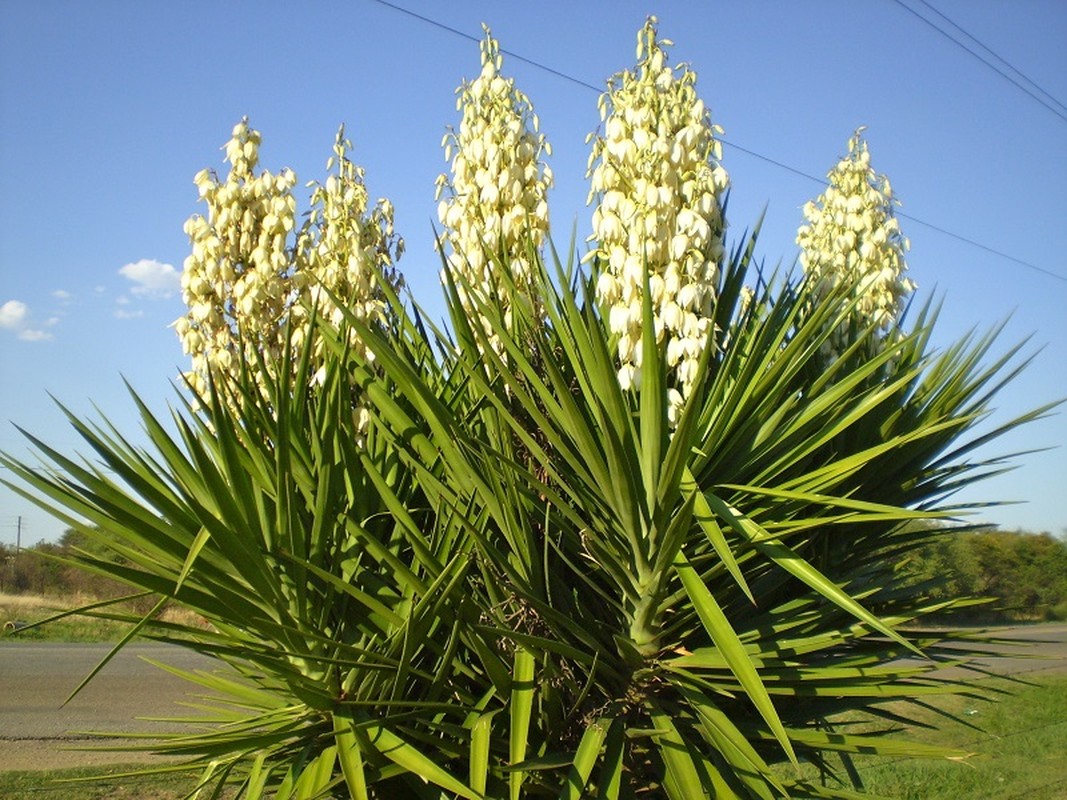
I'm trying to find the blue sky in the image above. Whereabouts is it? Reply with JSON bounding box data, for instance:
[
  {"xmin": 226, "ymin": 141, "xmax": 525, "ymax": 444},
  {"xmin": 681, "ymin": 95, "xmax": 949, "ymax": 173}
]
[{"xmin": 1, "ymin": 1, "xmax": 1065, "ymax": 546}]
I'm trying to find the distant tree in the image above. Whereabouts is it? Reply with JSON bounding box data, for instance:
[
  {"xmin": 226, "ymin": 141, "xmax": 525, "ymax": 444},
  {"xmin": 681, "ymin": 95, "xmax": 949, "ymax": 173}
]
[
  {"xmin": 59, "ymin": 526, "xmax": 126, "ymax": 563},
  {"xmin": 903, "ymin": 527, "xmax": 1067, "ymax": 621},
  {"xmin": 0, "ymin": 531, "xmax": 139, "ymax": 599},
  {"xmin": 0, "ymin": 542, "xmax": 13, "ymax": 594},
  {"xmin": 8, "ymin": 540, "xmax": 64, "ymax": 595}
]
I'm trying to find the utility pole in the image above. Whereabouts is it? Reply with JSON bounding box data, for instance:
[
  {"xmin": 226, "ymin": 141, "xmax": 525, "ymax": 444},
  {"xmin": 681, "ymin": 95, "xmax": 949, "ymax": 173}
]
[{"xmin": 16, "ymin": 515, "xmax": 21, "ymax": 557}]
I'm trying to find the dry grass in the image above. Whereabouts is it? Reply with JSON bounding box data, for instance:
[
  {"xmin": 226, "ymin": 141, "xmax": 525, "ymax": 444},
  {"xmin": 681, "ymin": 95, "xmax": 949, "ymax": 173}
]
[
  {"xmin": 1, "ymin": 591, "xmax": 52, "ymax": 608},
  {"xmin": 1, "ymin": 592, "xmax": 212, "ymax": 642}
]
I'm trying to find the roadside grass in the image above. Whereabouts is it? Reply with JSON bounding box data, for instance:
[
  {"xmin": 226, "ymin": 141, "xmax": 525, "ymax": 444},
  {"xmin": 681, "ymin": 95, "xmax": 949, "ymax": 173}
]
[
  {"xmin": 2, "ymin": 675, "xmax": 1064, "ymax": 799},
  {"xmin": 0, "ymin": 765, "xmax": 224, "ymax": 800},
  {"xmin": 4, "ymin": 590, "xmax": 1064, "ymax": 799},
  {"xmin": 777, "ymin": 673, "xmax": 1067, "ymax": 799},
  {"xmin": 856, "ymin": 673, "xmax": 1067, "ymax": 799},
  {"xmin": 0, "ymin": 592, "xmax": 210, "ymax": 643}
]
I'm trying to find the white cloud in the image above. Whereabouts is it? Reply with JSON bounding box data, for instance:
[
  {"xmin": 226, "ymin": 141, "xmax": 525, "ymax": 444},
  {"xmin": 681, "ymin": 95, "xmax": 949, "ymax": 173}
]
[
  {"xmin": 114, "ymin": 308, "xmax": 144, "ymax": 320},
  {"xmin": 52, "ymin": 289, "xmax": 72, "ymax": 301},
  {"xmin": 116, "ymin": 295, "xmax": 130, "ymax": 305},
  {"xmin": 119, "ymin": 258, "xmax": 181, "ymax": 297},
  {"xmin": 19, "ymin": 328, "xmax": 53, "ymax": 341},
  {"xmin": 0, "ymin": 299, "xmax": 28, "ymax": 329},
  {"xmin": 45, "ymin": 316, "xmax": 60, "ymax": 327},
  {"xmin": 2, "ymin": 299, "xmax": 57, "ymax": 342}
]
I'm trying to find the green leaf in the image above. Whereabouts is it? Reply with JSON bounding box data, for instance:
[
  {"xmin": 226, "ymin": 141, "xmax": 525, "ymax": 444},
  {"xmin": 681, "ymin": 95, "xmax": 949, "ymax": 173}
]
[
  {"xmin": 594, "ymin": 718, "xmax": 626, "ymax": 800},
  {"xmin": 647, "ymin": 705, "xmax": 708, "ymax": 799},
  {"xmin": 358, "ymin": 717, "xmax": 481, "ymax": 800},
  {"xmin": 681, "ymin": 467, "xmax": 752, "ymax": 602},
  {"xmin": 293, "ymin": 745, "xmax": 337, "ymax": 800},
  {"xmin": 335, "ymin": 715, "xmax": 370, "ymax": 800},
  {"xmin": 703, "ymin": 491, "xmax": 923, "ymax": 657},
  {"xmin": 509, "ymin": 646, "xmax": 537, "ymax": 800},
  {"xmin": 680, "ymin": 686, "xmax": 784, "ymax": 800},
  {"xmin": 673, "ymin": 551, "xmax": 796, "ymax": 764},
  {"xmin": 62, "ymin": 594, "xmax": 169, "ymax": 707},
  {"xmin": 469, "ymin": 710, "xmax": 498, "ymax": 794},
  {"xmin": 558, "ymin": 715, "xmax": 612, "ymax": 800},
  {"xmin": 174, "ymin": 525, "xmax": 212, "ymax": 593}
]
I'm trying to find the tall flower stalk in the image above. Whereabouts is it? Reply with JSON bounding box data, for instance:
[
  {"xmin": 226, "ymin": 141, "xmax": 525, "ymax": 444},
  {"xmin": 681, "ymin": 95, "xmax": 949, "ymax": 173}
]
[
  {"xmin": 435, "ymin": 25, "xmax": 553, "ymax": 356},
  {"xmin": 797, "ymin": 127, "xmax": 915, "ymax": 357},
  {"xmin": 175, "ymin": 118, "xmax": 297, "ymax": 398},
  {"xmin": 296, "ymin": 127, "xmax": 403, "ymax": 386},
  {"xmin": 586, "ymin": 16, "xmax": 729, "ymax": 425},
  {"xmin": 175, "ymin": 120, "xmax": 402, "ymax": 415}
]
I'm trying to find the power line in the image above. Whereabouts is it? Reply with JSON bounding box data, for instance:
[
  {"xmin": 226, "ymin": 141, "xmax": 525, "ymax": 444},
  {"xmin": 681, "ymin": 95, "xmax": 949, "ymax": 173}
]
[
  {"xmin": 370, "ymin": 0, "xmax": 601, "ymax": 94},
  {"xmin": 718, "ymin": 143, "xmax": 1066, "ymax": 283},
  {"xmin": 370, "ymin": 0, "xmax": 1067, "ymax": 286},
  {"xmin": 914, "ymin": 0, "xmax": 1067, "ymax": 116},
  {"xmin": 0, "ymin": 465, "xmax": 118, "ymax": 474},
  {"xmin": 717, "ymin": 139, "xmax": 826, "ymax": 186},
  {"xmin": 895, "ymin": 213, "xmax": 1067, "ymax": 282},
  {"xmin": 890, "ymin": 0, "xmax": 1067, "ymax": 125}
]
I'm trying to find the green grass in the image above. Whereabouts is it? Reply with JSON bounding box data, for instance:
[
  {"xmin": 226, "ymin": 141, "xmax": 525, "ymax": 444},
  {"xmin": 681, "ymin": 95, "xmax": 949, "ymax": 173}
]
[
  {"xmin": 857, "ymin": 674, "xmax": 1067, "ymax": 800},
  {"xmin": 3, "ymin": 677, "xmax": 1064, "ymax": 799},
  {"xmin": 0, "ymin": 765, "xmax": 210, "ymax": 800},
  {"xmin": 776, "ymin": 674, "xmax": 1067, "ymax": 799}
]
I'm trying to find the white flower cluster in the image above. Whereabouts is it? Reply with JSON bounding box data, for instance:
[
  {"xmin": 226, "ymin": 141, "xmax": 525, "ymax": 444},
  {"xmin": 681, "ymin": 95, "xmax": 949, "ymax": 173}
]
[
  {"xmin": 175, "ymin": 118, "xmax": 297, "ymax": 398},
  {"xmin": 797, "ymin": 128, "xmax": 914, "ymax": 356},
  {"xmin": 175, "ymin": 120, "xmax": 402, "ymax": 418},
  {"xmin": 435, "ymin": 26, "xmax": 553, "ymax": 355},
  {"xmin": 295, "ymin": 126, "xmax": 404, "ymax": 385},
  {"xmin": 586, "ymin": 17, "xmax": 729, "ymax": 425}
]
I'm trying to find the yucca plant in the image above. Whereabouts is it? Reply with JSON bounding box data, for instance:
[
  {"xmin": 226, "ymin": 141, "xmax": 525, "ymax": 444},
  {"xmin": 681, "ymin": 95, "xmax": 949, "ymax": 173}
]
[
  {"xmin": 345, "ymin": 223, "xmax": 1048, "ymax": 798},
  {"xmin": 1, "ymin": 16, "xmax": 1054, "ymax": 800},
  {"xmin": 2, "ymin": 233, "xmax": 1047, "ymax": 798}
]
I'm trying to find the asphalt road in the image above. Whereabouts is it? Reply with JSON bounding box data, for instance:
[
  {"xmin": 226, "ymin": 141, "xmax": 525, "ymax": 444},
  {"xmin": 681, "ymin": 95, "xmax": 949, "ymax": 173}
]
[
  {"xmin": 0, "ymin": 643, "xmax": 220, "ymax": 771},
  {"xmin": 924, "ymin": 622, "xmax": 1067, "ymax": 680},
  {"xmin": 1, "ymin": 626, "xmax": 1065, "ymax": 773}
]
